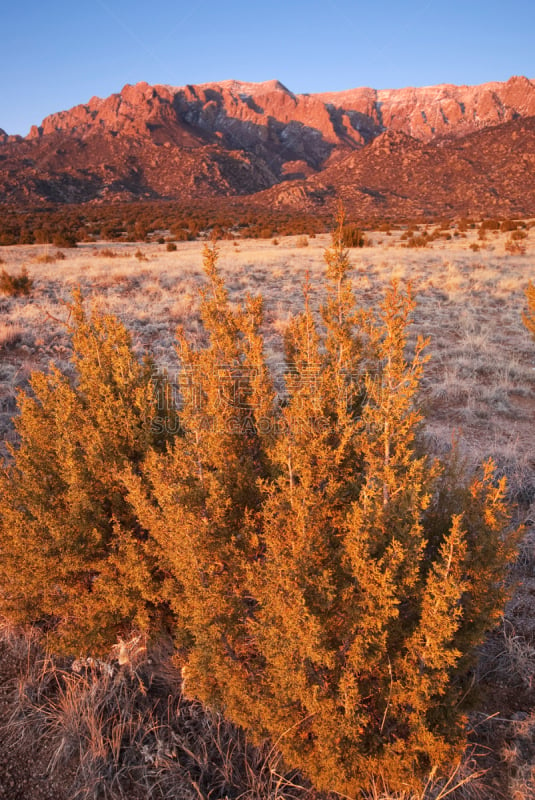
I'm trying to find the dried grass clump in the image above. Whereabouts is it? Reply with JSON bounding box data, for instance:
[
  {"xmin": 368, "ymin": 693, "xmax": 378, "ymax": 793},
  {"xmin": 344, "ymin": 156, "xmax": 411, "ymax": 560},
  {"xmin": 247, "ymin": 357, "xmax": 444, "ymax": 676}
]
[
  {"xmin": 4, "ymin": 629, "xmax": 312, "ymax": 800},
  {"xmin": 98, "ymin": 248, "xmax": 120, "ymax": 258},
  {"xmin": 2, "ymin": 623, "xmax": 492, "ymax": 800},
  {"xmin": 341, "ymin": 223, "xmax": 366, "ymax": 248},
  {"xmin": 35, "ymin": 252, "xmax": 58, "ymax": 264},
  {"xmin": 359, "ymin": 758, "xmax": 487, "ymax": 800},
  {"xmin": 0, "ymin": 321, "xmax": 25, "ymax": 349}
]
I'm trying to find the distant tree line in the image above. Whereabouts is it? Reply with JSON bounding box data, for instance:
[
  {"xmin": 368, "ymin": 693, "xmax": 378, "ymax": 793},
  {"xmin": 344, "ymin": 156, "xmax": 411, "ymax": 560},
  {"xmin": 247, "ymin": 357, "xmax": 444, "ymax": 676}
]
[{"xmin": 0, "ymin": 199, "xmax": 530, "ymax": 247}]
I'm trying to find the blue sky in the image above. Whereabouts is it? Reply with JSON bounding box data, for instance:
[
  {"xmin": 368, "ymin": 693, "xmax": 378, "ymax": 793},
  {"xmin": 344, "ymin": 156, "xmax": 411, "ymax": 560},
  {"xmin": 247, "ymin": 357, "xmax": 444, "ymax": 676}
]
[{"xmin": 1, "ymin": 0, "xmax": 534, "ymax": 136}]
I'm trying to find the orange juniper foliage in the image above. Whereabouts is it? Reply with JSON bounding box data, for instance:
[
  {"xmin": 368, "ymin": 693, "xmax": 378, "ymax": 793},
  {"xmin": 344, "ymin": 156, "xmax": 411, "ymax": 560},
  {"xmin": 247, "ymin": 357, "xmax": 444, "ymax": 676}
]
[
  {"xmin": 128, "ymin": 226, "xmax": 518, "ymax": 794},
  {"xmin": 523, "ymin": 281, "xmax": 535, "ymax": 341},
  {"xmin": 124, "ymin": 241, "xmax": 276, "ymax": 711},
  {"xmin": 0, "ymin": 291, "xmax": 176, "ymax": 651}
]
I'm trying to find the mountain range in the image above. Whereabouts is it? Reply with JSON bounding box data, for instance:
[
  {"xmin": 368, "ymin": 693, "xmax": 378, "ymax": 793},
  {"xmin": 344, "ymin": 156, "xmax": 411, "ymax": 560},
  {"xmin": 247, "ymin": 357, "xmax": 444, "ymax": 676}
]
[{"xmin": 1, "ymin": 75, "xmax": 534, "ymax": 218}]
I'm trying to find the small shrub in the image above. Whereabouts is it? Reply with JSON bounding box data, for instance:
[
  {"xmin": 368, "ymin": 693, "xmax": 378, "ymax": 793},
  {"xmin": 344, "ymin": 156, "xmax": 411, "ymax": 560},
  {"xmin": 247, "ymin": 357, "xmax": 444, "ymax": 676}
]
[
  {"xmin": 511, "ymin": 230, "xmax": 528, "ymax": 241},
  {"xmin": 98, "ymin": 248, "xmax": 119, "ymax": 258},
  {"xmin": 500, "ymin": 219, "xmax": 519, "ymax": 232},
  {"xmin": 52, "ymin": 232, "xmax": 77, "ymax": 248},
  {"xmin": 470, "ymin": 242, "xmax": 480, "ymax": 252},
  {"xmin": 0, "ymin": 322, "xmax": 24, "ymax": 348},
  {"xmin": 0, "ymin": 267, "xmax": 33, "ymax": 296},
  {"xmin": 505, "ymin": 238, "xmax": 526, "ymax": 254},
  {"xmin": 480, "ymin": 219, "xmax": 500, "ymax": 231},
  {"xmin": 341, "ymin": 223, "xmax": 366, "ymax": 247},
  {"xmin": 272, "ymin": 238, "xmax": 279, "ymax": 246},
  {"xmin": 134, "ymin": 249, "xmax": 148, "ymax": 262},
  {"xmin": 296, "ymin": 235, "xmax": 309, "ymax": 247},
  {"xmin": 173, "ymin": 230, "xmax": 193, "ymax": 242},
  {"xmin": 405, "ymin": 234, "xmax": 429, "ymax": 248},
  {"xmin": 166, "ymin": 242, "xmax": 177, "ymax": 252},
  {"xmin": 35, "ymin": 252, "xmax": 57, "ymax": 264},
  {"xmin": 0, "ymin": 292, "xmax": 177, "ymax": 651}
]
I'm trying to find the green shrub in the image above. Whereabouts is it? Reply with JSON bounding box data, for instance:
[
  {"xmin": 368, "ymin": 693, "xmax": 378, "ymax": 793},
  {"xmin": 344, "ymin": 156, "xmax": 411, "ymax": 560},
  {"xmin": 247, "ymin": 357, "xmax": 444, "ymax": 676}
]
[{"xmin": 166, "ymin": 242, "xmax": 177, "ymax": 252}]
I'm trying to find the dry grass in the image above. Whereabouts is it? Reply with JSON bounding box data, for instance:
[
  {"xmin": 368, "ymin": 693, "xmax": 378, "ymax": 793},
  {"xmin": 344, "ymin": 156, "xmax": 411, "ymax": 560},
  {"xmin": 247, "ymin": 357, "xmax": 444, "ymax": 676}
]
[
  {"xmin": 0, "ymin": 226, "xmax": 533, "ymax": 470},
  {"xmin": 2, "ymin": 626, "xmax": 314, "ymax": 800},
  {"xmin": 0, "ymin": 321, "xmax": 25, "ymax": 349}
]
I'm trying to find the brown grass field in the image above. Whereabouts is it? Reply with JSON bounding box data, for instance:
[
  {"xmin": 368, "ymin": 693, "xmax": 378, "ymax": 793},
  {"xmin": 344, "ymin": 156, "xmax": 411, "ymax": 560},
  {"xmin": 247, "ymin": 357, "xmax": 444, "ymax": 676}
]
[{"xmin": 1, "ymin": 222, "xmax": 535, "ymax": 799}]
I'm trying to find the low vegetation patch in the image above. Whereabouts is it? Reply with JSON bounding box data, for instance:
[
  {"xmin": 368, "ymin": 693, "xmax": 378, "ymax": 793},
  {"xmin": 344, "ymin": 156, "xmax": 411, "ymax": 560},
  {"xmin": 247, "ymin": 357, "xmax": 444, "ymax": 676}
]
[
  {"xmin": 2, "ymin": 625, "xmax": 310, "ymax": 800},
  {"xmin": 0, "ymin": 266, "xmax": 33, "ymax": 296},
  {"xmin": 341, "ymin": 222, "xmax": 367, "ymax": 247}
]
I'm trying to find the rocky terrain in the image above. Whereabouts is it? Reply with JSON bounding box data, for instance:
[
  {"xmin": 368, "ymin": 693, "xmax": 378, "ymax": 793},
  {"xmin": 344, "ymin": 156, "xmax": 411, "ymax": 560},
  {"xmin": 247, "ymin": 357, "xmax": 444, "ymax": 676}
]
[{"xmin": 1, "ymin": 75, "xmax": 534, "ymax": 216}]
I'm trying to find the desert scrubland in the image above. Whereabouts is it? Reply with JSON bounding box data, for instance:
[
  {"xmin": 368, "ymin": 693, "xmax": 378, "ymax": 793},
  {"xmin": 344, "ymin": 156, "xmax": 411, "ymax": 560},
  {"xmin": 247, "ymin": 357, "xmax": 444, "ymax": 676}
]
[
  {"xmin": 1, "ymin": 225, "xmax": 534, "ymax": 472},
  {"xmin": 1, "ymin": 221, "xmax": 535, "ymax": 799}
]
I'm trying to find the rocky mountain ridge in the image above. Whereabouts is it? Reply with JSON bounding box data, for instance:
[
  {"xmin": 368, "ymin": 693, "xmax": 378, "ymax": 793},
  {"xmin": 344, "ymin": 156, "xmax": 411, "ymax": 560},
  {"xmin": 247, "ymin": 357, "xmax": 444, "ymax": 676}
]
[
  {"xmin": 24, "ymin": 75, "xmax": 535, "ymax": 144},
  {"xmin": 1, "ymin": 76, "xmax": 534, "ymax": 217}
]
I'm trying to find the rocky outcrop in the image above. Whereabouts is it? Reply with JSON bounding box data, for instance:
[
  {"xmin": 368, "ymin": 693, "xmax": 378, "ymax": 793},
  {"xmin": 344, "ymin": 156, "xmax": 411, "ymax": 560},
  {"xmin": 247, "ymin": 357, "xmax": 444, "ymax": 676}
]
[{"xmin": 318, "ymin": 75, "xmax": 535, "ymax": 140}]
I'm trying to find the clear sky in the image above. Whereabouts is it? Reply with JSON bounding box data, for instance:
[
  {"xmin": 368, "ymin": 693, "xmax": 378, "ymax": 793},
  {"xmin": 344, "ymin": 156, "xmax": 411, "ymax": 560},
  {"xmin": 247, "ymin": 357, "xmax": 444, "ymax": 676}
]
[{"xmin": 1, "ymin": 0, "xmax": 534, "ymax": 136}]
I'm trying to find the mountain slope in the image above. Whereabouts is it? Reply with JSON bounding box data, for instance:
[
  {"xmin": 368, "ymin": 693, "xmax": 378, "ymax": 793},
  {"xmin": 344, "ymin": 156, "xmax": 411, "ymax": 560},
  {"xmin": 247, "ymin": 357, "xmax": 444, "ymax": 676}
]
[
  {"xmin": 260, "ymin": 115, "xmax": 535, "ymax": 218},
  {"xmin": 1, "ymin": 76, "xmax": 534, "ymax": 216}
]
